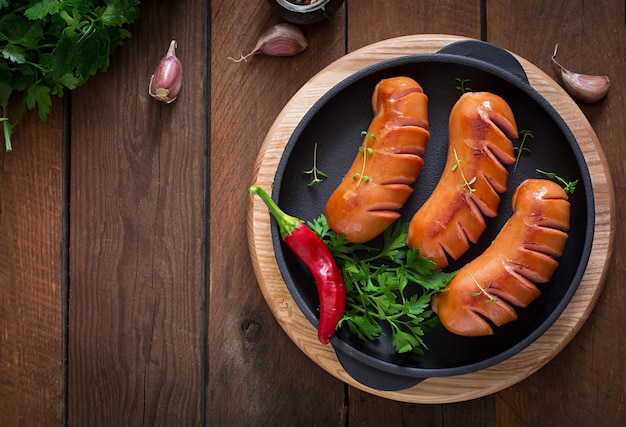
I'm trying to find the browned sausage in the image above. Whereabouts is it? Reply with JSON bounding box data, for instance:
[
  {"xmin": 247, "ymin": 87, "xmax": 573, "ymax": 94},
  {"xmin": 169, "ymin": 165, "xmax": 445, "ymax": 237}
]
[
  {"xmin": 407, "ymin": 92, "xmax": 518, "ymax": 268},
  {"xmin": 325, "ymin": 76, "xmax": 430, "ymax": 243},
  {"xmin": 431, "ymin": 179, "xmax": 571, "ymax": 336}
]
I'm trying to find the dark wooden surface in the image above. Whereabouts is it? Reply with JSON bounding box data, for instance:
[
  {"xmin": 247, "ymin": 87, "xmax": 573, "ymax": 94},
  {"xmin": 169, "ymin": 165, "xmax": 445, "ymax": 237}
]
[{"xmin": 0, "ymin": 0, "xmax": 624, "ymax": 425}]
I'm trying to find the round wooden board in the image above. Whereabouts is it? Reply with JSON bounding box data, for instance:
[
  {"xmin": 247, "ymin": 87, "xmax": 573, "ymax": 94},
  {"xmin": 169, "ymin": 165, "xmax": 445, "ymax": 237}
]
[{"xmin": 246, "ymin": 35, "xmax": 615, "ymax": 403}]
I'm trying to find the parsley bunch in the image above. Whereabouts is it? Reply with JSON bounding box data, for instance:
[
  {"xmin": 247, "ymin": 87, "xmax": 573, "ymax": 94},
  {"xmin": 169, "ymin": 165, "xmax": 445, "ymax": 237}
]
[
  {"xmin": 309, "ymin": 215, "xmax": 455, "ymax": 354},
  {"xmin": 0, "ymin": 0, "xmax": 141, "ymax": 151}
]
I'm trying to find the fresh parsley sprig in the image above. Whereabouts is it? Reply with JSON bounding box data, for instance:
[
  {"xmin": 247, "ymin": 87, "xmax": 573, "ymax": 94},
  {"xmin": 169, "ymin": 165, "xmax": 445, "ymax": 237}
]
[
  {"xmin": 309, "ymin": 215, "xmax": 455, "ymax": 354},
  {"xmin": 0, "ymin": 0, "xmax": 141, "ymax": 151}
]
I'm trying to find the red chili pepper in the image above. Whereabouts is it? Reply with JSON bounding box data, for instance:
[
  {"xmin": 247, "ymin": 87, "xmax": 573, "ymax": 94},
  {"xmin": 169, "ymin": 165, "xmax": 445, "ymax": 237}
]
[{"xmin": 249, "ymin": 185, "xmax": 346, "ymax": 344}]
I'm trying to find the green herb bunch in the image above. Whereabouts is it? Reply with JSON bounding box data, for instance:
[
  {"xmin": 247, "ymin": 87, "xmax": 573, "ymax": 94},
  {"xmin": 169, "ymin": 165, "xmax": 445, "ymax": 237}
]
[
  {"xmin": 309, "ymin": 215, "xmax": 455, "ymax": 354},
  {"xmin": 0, "ymin": 0, "xmax": 141, "ymax": 151}
]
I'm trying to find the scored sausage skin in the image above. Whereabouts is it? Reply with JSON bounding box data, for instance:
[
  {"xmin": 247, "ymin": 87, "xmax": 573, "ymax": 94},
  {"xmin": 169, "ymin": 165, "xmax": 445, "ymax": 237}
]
[
  {"xmin": 325, "ymin": 76, "xmax": 430, "ymax": 243},
  {"xmin": 431, "ymin": 179, "xmax": 571, "ymax": 337},
  {"xmin": 407, "ymin": 91, "xmax": 519, "ymax": 268}
]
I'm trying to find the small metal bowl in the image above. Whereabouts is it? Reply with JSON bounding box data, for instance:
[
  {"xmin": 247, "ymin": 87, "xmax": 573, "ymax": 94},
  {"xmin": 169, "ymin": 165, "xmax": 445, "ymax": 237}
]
[{"xmin": 267, "ymin": 0, "xmax": 344, "ymax": 25}]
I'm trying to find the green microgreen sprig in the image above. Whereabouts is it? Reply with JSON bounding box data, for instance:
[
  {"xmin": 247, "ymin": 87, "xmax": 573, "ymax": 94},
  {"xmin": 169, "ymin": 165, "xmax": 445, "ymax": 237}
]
[
  {"xmin": 468, "ymin": 272, "xmax": 499, "ymax": 303},
  {"xmin": 303, "ymin": 143, "xmax": 328, "ymax": 186},
  {"xmin": 352, "ymin": 130, "xmax": 375, "ymax": 187},
  {"xmin": 452, "ymin": 149, "xmax": 477, "ymax": 195},
  {"xmin": 536, "ymin": 169, "xmax": 579, "ymax": 194},
  {"xmin": 455, "ymin": 77, "xmax": 472, "ymax": 94},
  {"xmin": 513, "ymin": 129, "xmax": 534, "ymax": 172}
]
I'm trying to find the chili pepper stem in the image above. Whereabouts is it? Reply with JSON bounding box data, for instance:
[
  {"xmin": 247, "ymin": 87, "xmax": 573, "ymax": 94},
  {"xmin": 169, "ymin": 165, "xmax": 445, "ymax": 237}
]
[{"xmin": 249, "ymin": 185, "xmax": 302, "ymax": 238}]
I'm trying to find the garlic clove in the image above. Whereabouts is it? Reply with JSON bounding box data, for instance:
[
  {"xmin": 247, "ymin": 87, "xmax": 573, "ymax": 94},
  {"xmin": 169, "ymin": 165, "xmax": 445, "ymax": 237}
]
[
  {"xmin": 149, "ymin": 40, "xmax": 182, "ymax": 103},
  {"xmin": 255, "ymin": 22, "xmax": 308, "ymax": 56},
  {"xmin": 559, "ymin": 70, "xmax": 610, "ymax": 103},
  {"xmin": 551, "ymin": 44, "xmax": 610, "ymax": 103},
  {"xmin": 228, "ymin": 23, "xmax": 308, "ymax": 62}
]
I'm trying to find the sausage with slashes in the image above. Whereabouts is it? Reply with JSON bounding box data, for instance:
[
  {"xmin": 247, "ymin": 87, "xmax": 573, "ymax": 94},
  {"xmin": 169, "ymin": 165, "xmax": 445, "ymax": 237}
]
[
  {"xmin": 407, "ymin": 92, "xmax": 519, "ymax": 268},
  {"xmin": 431, "ymin": 179, "xmax": 571, "ymax": 336},
  {"xmin": 325, "ymin": 76, "xmax": 430, "ymax": 243}
]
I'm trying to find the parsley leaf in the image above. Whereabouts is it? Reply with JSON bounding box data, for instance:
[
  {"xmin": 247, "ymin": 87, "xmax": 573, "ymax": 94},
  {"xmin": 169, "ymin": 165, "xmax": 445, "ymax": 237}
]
[
  {"xmin": 26, "ymin": 84, "xmax": 51, "ymax": 122},
  {"xmin": 1, "ymin": 0, "xmax": 141, "ymax": 151},
  {"xmin": 376, "ymin": 221, "xmax": 408, "ymax": 263},
  {"xmin": 309, "ymin": 215, "xmax": 455, "ymax": 354},
  {"xmin": 24, "ymin": 0, "xmax": 64, "ymax": 20}
]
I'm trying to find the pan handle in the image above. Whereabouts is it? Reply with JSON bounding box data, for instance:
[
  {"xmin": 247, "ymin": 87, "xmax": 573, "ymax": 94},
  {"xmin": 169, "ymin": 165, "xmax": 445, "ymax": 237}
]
[
  {"xmin": 437, "ymin": 40, "xmax": 530, "ymax": 86},
  {"xmin": 331, "ymin": 341, "xmax": 426, "ymax": 391}
]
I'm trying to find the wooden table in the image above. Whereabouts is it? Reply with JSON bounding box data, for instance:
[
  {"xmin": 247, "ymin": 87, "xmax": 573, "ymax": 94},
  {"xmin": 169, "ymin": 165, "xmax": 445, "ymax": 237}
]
[{"xmin": 1, "ymin": 1, "xmax": 624, "ymax": 425}]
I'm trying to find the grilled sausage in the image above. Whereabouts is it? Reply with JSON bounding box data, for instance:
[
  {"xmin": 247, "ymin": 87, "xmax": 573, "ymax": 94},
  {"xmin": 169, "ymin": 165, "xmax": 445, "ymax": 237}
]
[
  {"xmin": 406, "ymin": 91, "xmax": 519, "ymax": 268},
  {"xmin": 431, "ymin": 179, "xmax": 571, "ymax": 336},
  {"xmin": 325, "ymin": 76, "xmax": 430, "ymax": 243}
]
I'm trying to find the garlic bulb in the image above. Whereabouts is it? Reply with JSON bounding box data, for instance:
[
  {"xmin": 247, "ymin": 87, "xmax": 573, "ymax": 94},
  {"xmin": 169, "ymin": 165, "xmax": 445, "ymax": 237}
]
[{"xmin": 551, "ymin": 44, "xmax": 610, "ymax": 103}]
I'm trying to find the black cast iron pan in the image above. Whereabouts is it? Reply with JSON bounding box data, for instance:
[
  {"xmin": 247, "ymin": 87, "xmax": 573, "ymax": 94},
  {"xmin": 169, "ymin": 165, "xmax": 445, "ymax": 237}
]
[{"xmin": 270, "ymin": 40, "xmax": 594, "ymax": 391}]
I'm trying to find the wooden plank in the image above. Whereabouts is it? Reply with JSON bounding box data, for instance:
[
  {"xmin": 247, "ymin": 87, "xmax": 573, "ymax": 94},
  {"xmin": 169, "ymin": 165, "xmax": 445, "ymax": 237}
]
[
  {"xmin": 0, "ymin": 100, "xmax": 64, "ymax": 424},
  {"xmin": 67, "ymin": 1, "xmax": 207, "ymax": 424},
  {"xmin": 347, "ymin": 0, "xmax": 484, "ymax": 52},
  {"xmin": 486, "ymin": 0, "xmax": 625, "ymax": 424},
  {"xmin": 346, "ymin": 390, "xmax": 495, "ymax": 426},
  {"xmin": 208, "ymin": 1, "xmax": 348, "ymax": 424}
]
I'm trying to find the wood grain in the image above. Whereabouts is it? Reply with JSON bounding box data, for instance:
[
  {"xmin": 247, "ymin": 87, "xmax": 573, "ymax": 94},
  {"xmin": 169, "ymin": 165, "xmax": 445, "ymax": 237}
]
[
  {"xmin": 248, "ymin": 35, "xmax": 614, "ymax": 403},
  {"xmin": 0, "ymin": 100, "xmax": 64, "ymax": 424},
  {"xmin": 347, "ymin": 0, "xmax": 483, "ymax": 51},
  {"xmin": 67, "ymin": 1, "xmax": 207, "ymax": 424}
]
